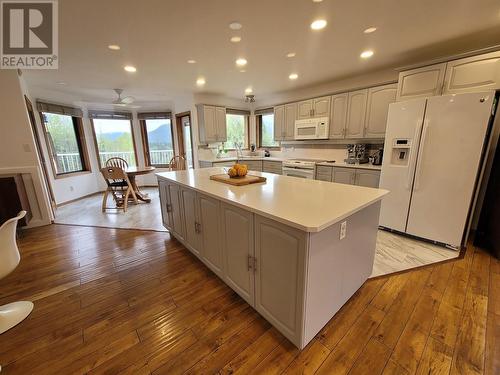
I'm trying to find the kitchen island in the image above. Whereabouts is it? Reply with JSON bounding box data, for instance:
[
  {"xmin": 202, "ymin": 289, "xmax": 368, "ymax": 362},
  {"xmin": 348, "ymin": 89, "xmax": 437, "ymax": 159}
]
[{"xmin": 156, "ymin": 167, "xmax": 388, "ymax": 349}]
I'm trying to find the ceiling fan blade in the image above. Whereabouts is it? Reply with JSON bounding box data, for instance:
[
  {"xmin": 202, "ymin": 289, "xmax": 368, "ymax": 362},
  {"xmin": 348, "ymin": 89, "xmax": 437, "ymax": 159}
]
[{"xmin": 121, "ymin": 96, "xmax": 135, "ymax": 104}]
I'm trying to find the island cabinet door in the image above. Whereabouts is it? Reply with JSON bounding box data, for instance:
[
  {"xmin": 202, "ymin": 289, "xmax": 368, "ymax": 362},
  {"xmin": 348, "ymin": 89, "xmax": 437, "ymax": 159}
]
[
  {"xmin": 221, "ymin": 203, "xmax": 255, "ymax": 305},
  {"xmin": 198, "ymin": 194, "xmax": 223, "ymax": 277},
  {"xmin": 167, "ymin": 183, "xmax": 185, "ymax": 240},
  {"xmin": 254, "ymin": 216, "xmax": 306, "ymax": 346},
  {"xmin": 181, "ymin": 188, "xmax": 202, "ymax": 257},
  {"xmin": 158, "ymin": 180, "xmax": 171, "ymax": 230}
]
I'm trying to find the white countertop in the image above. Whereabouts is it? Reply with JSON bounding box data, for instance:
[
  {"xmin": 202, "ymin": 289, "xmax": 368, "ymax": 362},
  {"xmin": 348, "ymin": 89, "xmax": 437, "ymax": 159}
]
[
  {"xmin": 157, "ymin": 167, "xmax": 388, "ymax": 232},
  {"xmin": 200, "ymin": 157, "xmax": 381, "ymax": 170}
]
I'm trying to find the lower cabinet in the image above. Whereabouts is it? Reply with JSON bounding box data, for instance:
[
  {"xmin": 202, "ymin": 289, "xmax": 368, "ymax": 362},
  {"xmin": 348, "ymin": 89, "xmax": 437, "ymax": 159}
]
[
  {"xmin": 333, "ymin": 168, "xmax": 356, "ymax": 185},
  {"xmin": 158, "ymin": 180, "xmax": 171, "ymax": 229},
  {"xmin": 181, "ymin": 188, "xmax": 202, "ymax": 257},
  {"xmin": 254, "ymin": 216, "xmax": 306, "ymax": 343},
  {"xmin": 167, "ymin": 184, "xmax": 184, "ymax": 239},
  {"xmin": 221, "ymin": 203, "xmax": 255, "ymax": 305},
  {"xmin": 198, "ymin": 194, "xmax": 224, "ymax": 276},
  {"xmin": 355, "ymin": 170, "xmax": 381, "ymax": 188},
  {"xmin": 316, "ymin": 166, "xmax": 381, "ymax": 187}
]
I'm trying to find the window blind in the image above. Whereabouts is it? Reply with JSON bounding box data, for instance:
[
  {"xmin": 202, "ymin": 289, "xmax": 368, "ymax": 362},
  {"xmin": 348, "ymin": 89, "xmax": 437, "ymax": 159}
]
[
  {"xmin": 226, "ymin": 108, "xmax": 251, "ymax": 116},
  {"xmin": 254, "ymin": 107, "xmax": 274, "ymax": 115},
  {"xmin": 137, "ymin": 111, "xmax": 172, "ymax": 120},
  {"xmin": 36, "ymin": 100, "xmax": 83, "ymax": 117},
  {"xmin": 88, "ymin": 110, "xmax": 132, "ymax": 120}
]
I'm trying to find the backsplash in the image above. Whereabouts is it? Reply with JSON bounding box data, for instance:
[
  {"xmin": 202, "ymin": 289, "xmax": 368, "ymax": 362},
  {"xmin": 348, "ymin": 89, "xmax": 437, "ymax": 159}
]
[{"xmin": 197, "ymin": 143, "xmax": 383, "ymax": 162}]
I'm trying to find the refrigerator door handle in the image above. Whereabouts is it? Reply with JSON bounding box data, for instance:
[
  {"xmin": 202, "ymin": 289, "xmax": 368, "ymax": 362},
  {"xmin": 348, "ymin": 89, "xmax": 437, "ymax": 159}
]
[
  {"xmin": 406, "ymin": 121, "xmax": 423, "ymax": 190},
  {"xmin": 413, "ymin": 120, "xmax": 430, "ymax": 191}
]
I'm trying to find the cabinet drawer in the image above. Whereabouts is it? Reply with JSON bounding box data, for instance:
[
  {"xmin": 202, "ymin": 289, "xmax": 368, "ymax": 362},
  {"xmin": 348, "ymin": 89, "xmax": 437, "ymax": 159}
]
[
  {"xmin": 316, "ymin": 173, "xmax": 332, "ymax": 182},
  {"xmin": 316, "ymin": 166, "xmax": 333, "ymax": 175},
  {"xmin": 263, "ymin": 161, "xmax": 282, "ymax": 174},
  {"xmin": 241, "ymin": 160, "xmax": 263, "ymax": 171}
]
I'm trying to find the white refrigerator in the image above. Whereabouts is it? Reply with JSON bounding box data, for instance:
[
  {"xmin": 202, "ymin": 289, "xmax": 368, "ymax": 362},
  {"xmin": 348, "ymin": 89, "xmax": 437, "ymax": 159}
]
[{"xmin": 379, "ymin": 91, "xmax": 496, "ymax": 249}]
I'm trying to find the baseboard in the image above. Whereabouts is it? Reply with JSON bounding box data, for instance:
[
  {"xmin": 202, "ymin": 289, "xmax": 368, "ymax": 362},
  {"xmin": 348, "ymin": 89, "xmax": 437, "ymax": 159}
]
[{"xmin": 56, "ymin": 191, "xmax": 104, "ymax": 207}]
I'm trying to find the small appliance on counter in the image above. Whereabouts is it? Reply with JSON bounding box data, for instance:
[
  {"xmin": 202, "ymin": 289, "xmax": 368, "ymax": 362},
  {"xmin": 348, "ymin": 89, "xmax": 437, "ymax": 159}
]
[
  {"xmin": 369, "ymin": 148, "xmax": 383, "ymax": 165},
  {"xmin": 344, "ymin": 144, "xmax": 368, "ymax": 164},
  {"xmin": 264, "ymin": 149, "xmax": 271, "ymax": 157}
]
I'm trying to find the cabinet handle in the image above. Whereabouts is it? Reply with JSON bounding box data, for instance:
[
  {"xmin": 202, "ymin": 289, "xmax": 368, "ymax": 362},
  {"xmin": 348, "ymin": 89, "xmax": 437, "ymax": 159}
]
[
  {"xmin": 166, "ymin": 204, "xmax": 172, "ymax": 213},
  {"xmin": 247, "ymin": 255, "xmax": 253, "ymax": 271},
  {"xmin": 253, "ymin": 257, "xmax": 257, "ymax": 272},
  {"xmin": 197, "ymin": 222, "xmax": 202, "ymax": 233}
]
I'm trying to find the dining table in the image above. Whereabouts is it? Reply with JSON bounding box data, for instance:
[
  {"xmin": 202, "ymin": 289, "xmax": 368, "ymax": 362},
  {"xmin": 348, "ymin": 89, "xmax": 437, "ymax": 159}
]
[{"xmin": 125, "ymin": 166, "xmax": 156, "ymax": 203}]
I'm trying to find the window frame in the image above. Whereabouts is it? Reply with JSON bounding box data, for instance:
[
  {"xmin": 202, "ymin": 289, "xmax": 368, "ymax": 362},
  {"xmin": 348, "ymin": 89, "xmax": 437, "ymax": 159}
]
[
  {"xmin": 256, "ymin": 113, "xmax": 280, "ymax": 150},
  {"xmin": 224, "ymin": 112, "xmax": 250, "ymax": 150},
  {"xmin": 140, "ymin": 116, "xmax": 176, "ymax": 168},
  {"xmin": 90, "ymin": 118, "xmax": 139, "ymax": 168},
  {"xmin": 39, "ymin": 112, "xmax": 92, "ymax": 179}
]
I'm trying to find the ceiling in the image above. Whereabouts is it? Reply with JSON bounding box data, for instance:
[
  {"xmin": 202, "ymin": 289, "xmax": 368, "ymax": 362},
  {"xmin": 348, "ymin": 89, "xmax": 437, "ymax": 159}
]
[{"xmin": 23, "ymin": 0, "xmax": 500, "ymax": 107}]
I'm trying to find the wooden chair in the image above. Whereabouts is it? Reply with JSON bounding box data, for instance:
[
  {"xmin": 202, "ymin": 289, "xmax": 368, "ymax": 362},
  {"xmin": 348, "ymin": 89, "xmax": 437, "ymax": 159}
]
[
  {"xmin": 105, "ymin": 157, "xmax": 129, "ymax": 170},
  {"xmin": 169, "ymin": 155, "xmax": 186, "ymax": 171},
  {"xmin": 100, "ymin": 166, "xmax": 137, "ymax": 212}
]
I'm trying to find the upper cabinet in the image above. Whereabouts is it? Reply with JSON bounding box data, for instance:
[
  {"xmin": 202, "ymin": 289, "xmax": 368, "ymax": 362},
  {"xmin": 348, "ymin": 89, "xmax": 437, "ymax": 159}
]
[
  {"xmin": 297, "ymin": 100, "xmax": 313, "ymax": 119},
  {"xmin": 274, "ymin": 102, "xmax": 298, "ymax": 141},
  {"xmin": 396, "ymin": 63, "xmax": 446, "ymax": 101},
  {"xmin": 329, "ymin": 93, "xmax": 348, "ymax": 139},
  {"xmin": 396, "ymin": 51, "xmax": 500, "ymax": 101},
  {"xmin": 364, "ymin": 83, "xmax": 397, "ymax": 138},
  {"xmin": 284, "ymin": 103, "xmax": 297, "ymax": 140},
  {"xmin": 273, "ymin": 105, "xmax": 285, "ymax": 141},
  {"xmin": 345, "ymin": 89, "xmax": 368, "ymax": 138},
  {"xmin": 297, "ymin": 96, "xmax": 331, "ymax": 119},
  {"xmin": 442, "ymin": 51, "xmax": 500, "ymax": 94},
  {"xmin": 197, "ymin": 104, "xmax": 227, "ymax": 143}
]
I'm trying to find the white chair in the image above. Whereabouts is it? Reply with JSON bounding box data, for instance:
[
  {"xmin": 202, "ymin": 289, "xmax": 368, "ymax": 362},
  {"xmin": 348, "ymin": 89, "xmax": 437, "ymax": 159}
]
[{"xmin": 0, "ymin": 211, "xmax": 34, "ymax": 335}]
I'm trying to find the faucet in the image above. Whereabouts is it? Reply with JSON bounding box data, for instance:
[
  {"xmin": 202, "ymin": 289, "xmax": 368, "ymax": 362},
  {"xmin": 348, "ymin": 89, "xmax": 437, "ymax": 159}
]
[{"xmin": 234, "ymin": 141, "xmax": 243, "ymax": 159}]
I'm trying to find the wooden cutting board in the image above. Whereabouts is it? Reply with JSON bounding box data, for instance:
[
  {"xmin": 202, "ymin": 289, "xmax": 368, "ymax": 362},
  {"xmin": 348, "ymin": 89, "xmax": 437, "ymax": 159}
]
[{"xmin": 210, "ymin": 174, "xmax": 266, "ymax": 186}]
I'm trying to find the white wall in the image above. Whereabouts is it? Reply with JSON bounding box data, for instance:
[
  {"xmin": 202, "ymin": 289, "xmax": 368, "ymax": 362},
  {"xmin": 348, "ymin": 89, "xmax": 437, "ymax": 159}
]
[{"xmin": 0, "ymin": 70, "xmax": 52, "ymax": 227}]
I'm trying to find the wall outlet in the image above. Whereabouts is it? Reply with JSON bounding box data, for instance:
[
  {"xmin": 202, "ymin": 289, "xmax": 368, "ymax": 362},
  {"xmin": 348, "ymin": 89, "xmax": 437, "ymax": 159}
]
[{"xmin": 340, "ymin": 221, "xmax": 347, "ymax": 240}]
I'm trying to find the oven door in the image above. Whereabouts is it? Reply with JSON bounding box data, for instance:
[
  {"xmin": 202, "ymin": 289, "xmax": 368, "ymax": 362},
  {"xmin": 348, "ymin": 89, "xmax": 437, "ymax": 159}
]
[
  {"xmin": 282, "ymin": 167, "xmax": 315, "ymax": 179},
  {"xmin": 294, "ymin": 124, "xmax": 318, "ymax": 140}
]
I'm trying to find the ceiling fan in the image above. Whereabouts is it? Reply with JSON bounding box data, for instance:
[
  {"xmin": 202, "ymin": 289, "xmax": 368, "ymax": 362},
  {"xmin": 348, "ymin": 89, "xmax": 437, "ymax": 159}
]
[{"xmin": 112, "ymin": 88, "xmax": 135, "ymax": 106}]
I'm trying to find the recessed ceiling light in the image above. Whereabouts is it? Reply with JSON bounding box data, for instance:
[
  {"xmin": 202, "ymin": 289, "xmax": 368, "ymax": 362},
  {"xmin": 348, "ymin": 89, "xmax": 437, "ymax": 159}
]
[
  {"xmin": 289, "ymin": 73, "xmax": 298, "ymax": 80},
  {"xmin": 245, "ymin": 87, "xmax": 253, "ymax": 94},
  {"xmin": 360, "ymin": 50, "xmax": 374, "ymax": 59},
  {"xmin": 230, "ymin": 36, "xmax": 242, "ymax": 43},
  {"xmin": 310, "ymin": 19, "xmax": 327, "ymax": 30},
  {"xmin": 239, "ymin": 70, "xmax": 246, "ymax": 73},
  {"xmin": 236, "ymin": 58, "xmax": 247, "ymax": 66},
  {"xmin": 286, "ymin": 52, "xmax": 296, "ymax": 58},
  {"xmin": 124, "ymin": 65, "xmax": 137, "ymax": 72},
  {"xmin": 108, "ymin": 44, "xmax": 120, "ymax": 50},
  {"xmin": 56, "ymin": 81, "xmax": 67, "ymax": 85},
  {"xmin": 363, "ymin": 27, "xmax": 377, "ymax": 34},
  {"xmin": 312, "ymin": 0, "xmax": 323, "ymax": 2},
  {"xmin": 229, "ymin": 22, "xmax": 242, "ymax": 30},
  {"xmin": 187, "ymin": 59, "xmax": 196, "ymax": 64},
  {"xmin": 196, "ymin": 77, "xmax": 206, "ymax": 86}
]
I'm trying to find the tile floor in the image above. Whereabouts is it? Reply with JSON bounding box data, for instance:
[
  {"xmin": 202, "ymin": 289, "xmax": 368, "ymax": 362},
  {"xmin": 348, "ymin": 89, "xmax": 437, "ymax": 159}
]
[{"xmin": 54, "ymin": 187, "xmax": 459, "ymax": 277}]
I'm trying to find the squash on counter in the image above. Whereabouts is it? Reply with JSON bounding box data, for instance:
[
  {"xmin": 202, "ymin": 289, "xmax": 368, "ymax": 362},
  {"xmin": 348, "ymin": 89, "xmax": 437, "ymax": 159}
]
[{"xmin": 227, "ymin": 163, "xmax": 248, "ymax": 178}]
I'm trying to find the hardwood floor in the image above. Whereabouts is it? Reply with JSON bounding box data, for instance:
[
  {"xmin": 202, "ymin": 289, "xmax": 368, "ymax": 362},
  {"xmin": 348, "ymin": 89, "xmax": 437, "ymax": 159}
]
[{"xmin": 0, "ymin": 224, "xmax": 497, "ymax": 375}]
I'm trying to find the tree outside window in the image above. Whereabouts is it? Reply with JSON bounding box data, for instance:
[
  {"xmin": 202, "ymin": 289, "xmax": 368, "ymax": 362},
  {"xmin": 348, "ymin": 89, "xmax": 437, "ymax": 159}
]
[
  {"xmin": 259, "ymin": 114, "xmax": 279, "ymax": 148},
  {"xmin": 225, "ymin": 114, "xmax": 248, "ymax": 149}
]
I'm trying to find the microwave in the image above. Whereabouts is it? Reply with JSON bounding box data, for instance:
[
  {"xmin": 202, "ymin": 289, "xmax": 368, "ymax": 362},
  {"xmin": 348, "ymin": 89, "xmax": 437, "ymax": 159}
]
[{"xmin": 294, "ymin": 117, "xmax": 329, "ymax": 140}]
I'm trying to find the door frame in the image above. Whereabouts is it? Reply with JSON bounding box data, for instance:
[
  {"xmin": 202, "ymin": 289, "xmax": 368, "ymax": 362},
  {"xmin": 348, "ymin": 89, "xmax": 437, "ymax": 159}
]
[
  {"xmin": 24, "ymin": 96, "xmax": 56, "ymax": 213},
  {"xmin": 175, "ymin": 111, "xmax": 194, "ymax": 168}
]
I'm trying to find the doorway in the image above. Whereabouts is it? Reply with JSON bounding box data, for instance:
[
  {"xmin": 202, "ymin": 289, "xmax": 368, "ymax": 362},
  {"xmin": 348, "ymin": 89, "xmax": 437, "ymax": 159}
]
[
  {"xmin": 175, "ymin": 112, "xmax": 194, "ymax": 169},
  {"xmin": 24, "ymin": 96, "xmax": 56, "ymax": 213}
]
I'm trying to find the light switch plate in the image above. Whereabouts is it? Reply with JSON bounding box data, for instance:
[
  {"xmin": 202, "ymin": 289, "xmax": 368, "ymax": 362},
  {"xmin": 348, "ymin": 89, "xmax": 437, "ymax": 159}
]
[{"xmin": 340, "ymin": 221, "xmax": 347, "ymax": 240}]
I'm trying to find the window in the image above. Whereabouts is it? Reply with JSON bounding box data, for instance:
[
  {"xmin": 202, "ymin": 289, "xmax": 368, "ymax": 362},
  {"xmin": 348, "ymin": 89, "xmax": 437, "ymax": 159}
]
[
  {"xmin": 91, "ymin": 119, "xmax": 137, "ymax": 167},
  {"xmin": 41, "ymin": 112, "xmax": 89, "ymax": 176},
  {"xmin": 225, "ymin": 113, "xmax": 248, "ymax": 149},
  {"xmin": 140, "ymin": 117, "xmax": 175, "ymax": 167},
  {"xmin": 257, "ymin": 113, "xmax": 279, "ymax": 148}
]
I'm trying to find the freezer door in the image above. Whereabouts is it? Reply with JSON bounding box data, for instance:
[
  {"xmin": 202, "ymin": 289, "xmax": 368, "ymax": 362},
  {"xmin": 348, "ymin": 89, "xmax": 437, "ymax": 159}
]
[
  {"xmin": 406, "ymin": 91, "xmax": 494, "ymax": 248},
  {"xmin": 379, "ymin": 99, "xmax": 427, "ymax": 232}
]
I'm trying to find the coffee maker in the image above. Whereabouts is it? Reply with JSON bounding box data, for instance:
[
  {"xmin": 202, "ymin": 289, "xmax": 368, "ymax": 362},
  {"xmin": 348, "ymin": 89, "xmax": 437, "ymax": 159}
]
[{"xmin": 345, "ymin": 144, "xmax": 369, "ymax": 164}]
